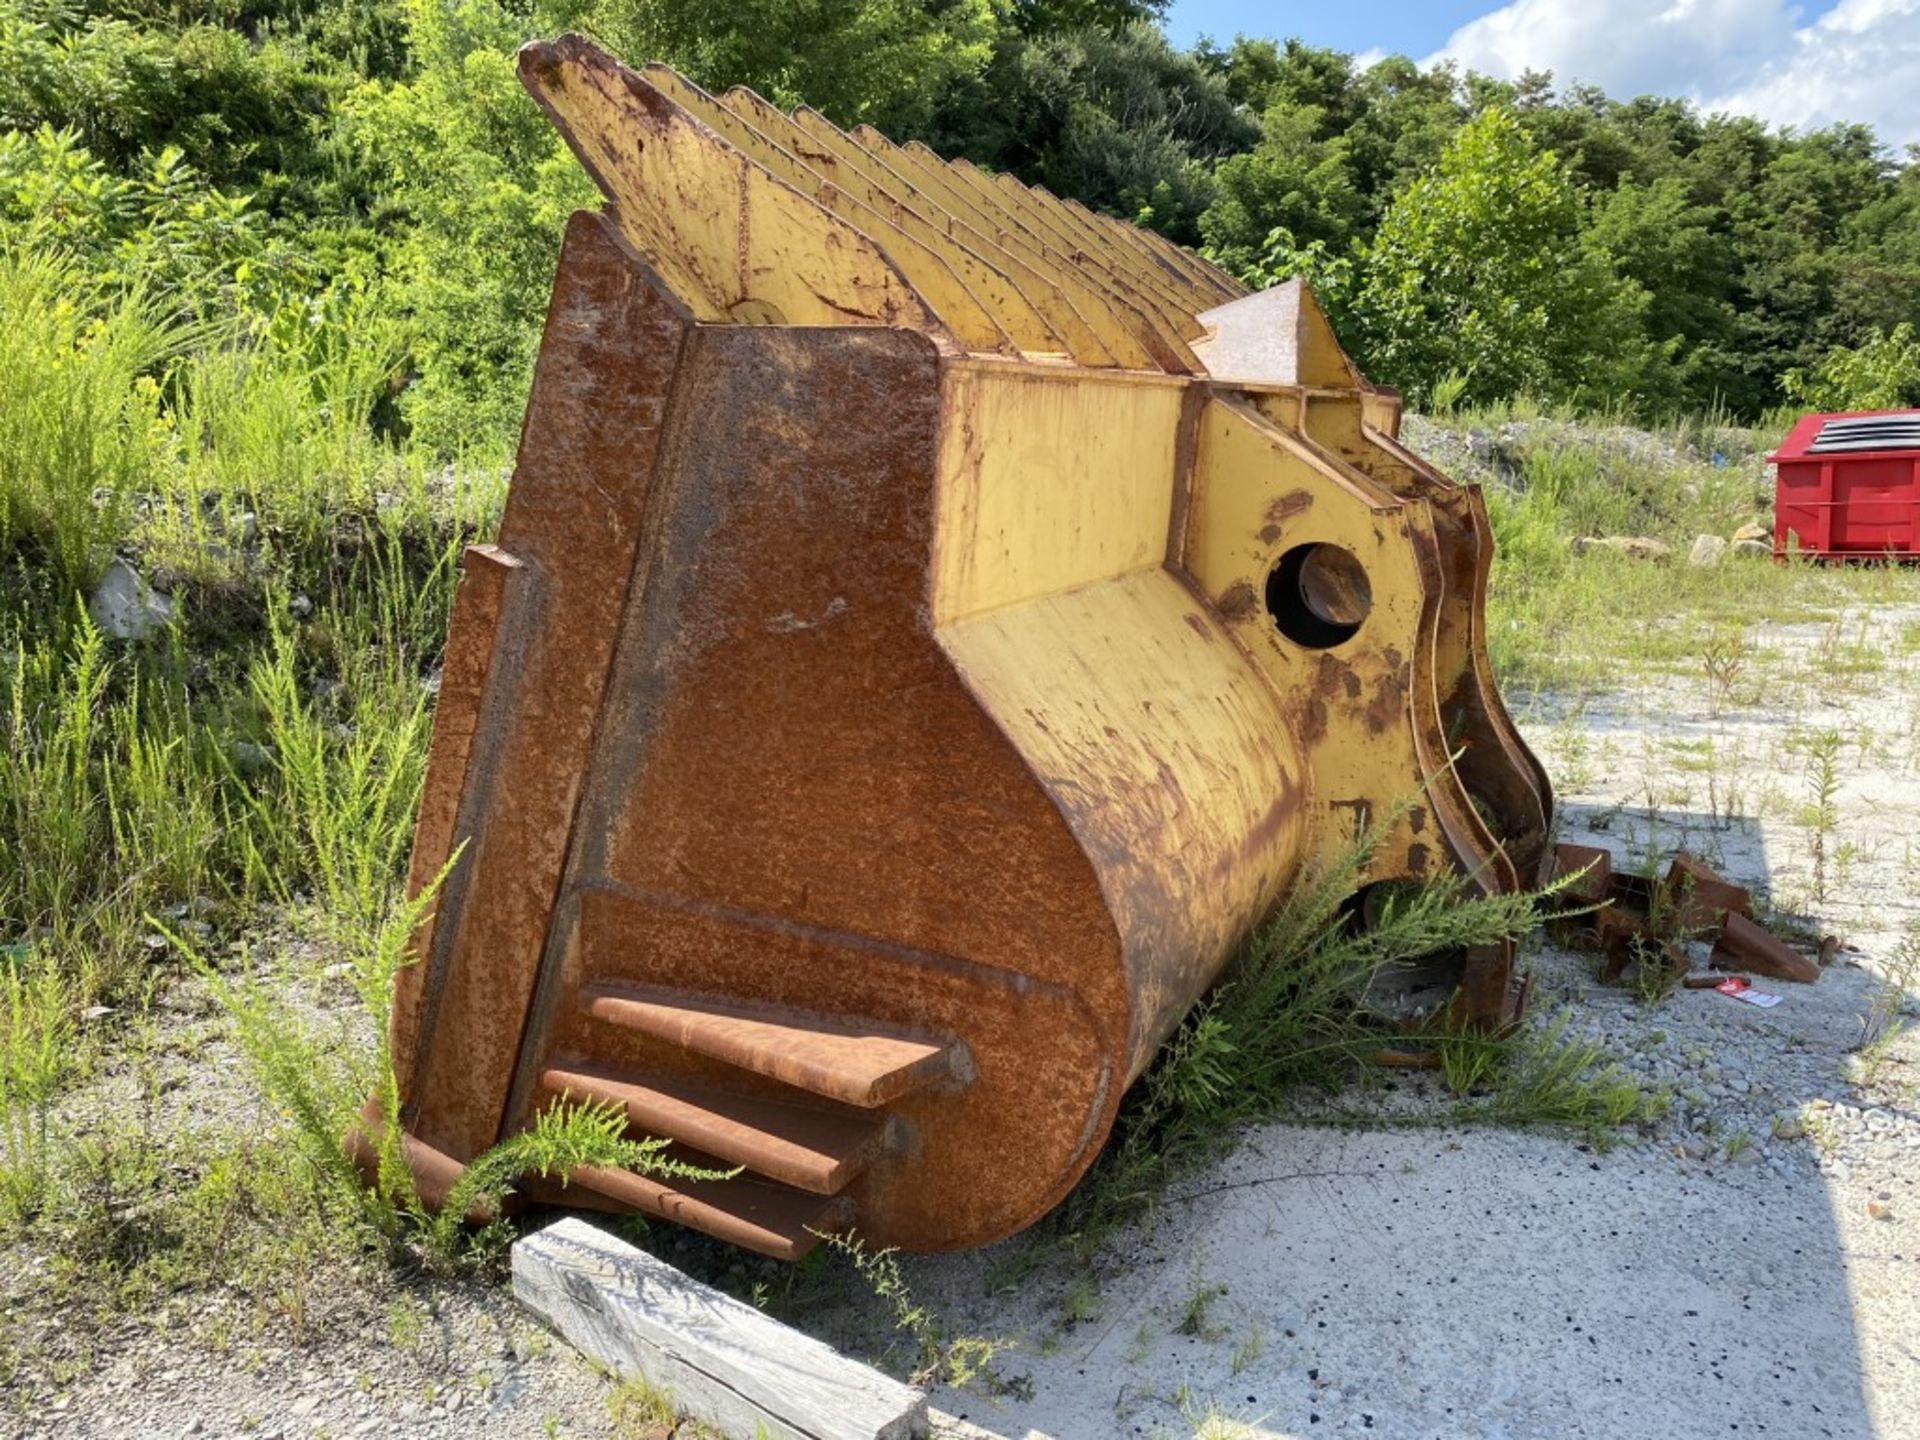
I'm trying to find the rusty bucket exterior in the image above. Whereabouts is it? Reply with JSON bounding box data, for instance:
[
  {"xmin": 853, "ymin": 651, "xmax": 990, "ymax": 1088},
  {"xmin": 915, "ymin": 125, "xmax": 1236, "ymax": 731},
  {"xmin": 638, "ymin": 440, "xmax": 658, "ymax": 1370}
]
[{"xmin": 383, "ymin": 36, "xmax": 1553, "ymax": 1258}]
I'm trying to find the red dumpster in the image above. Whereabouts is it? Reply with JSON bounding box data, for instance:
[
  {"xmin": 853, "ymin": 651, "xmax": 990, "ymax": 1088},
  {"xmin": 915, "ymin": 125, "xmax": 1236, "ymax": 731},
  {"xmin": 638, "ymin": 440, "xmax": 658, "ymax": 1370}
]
[{"xmin": 1771, "ymin": 408, "xmax": 1920, "ymax": 560}]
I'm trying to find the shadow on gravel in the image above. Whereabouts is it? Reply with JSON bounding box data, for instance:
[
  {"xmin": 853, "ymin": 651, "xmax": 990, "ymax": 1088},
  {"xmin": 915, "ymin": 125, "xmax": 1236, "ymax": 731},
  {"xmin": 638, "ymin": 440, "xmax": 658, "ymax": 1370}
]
[
  {"xmin": 905, "ymin": 803, "xmax": 1907, "ymax": 1440},
  {"xmin": 923, "ymin": 1114, "xmax": 1882, "ymax": 1440},
  {"xmin": 1556, "ymin": 800, "xmax": 1774, "ymax": 893}
]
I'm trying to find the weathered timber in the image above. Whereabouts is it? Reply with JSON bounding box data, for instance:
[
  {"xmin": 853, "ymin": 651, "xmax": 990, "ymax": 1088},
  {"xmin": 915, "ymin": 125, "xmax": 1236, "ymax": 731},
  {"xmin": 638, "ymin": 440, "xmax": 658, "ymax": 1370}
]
[{"xmin": 513, "ymin": 1217, "xmax": 928, "ymax": 1439}]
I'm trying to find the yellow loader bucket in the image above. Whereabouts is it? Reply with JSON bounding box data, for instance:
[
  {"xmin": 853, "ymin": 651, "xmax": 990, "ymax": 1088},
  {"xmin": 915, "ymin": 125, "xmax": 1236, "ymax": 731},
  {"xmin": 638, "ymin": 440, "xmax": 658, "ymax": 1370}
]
[{"xmin": 378, "ymin": 36, "xmax": 1552, "ymax": 1258}]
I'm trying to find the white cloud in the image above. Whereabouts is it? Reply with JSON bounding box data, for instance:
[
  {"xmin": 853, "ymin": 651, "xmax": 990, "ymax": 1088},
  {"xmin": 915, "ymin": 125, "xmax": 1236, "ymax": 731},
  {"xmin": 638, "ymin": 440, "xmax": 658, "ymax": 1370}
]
[{"xmin": 1428, "ymin": 0, "xmax": 1920, "ymax": 148}]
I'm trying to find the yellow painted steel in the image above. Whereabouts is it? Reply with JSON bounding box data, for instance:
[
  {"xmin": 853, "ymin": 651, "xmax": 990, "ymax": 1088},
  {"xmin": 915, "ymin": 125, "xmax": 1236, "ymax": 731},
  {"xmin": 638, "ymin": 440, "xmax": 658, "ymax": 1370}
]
[
  {"xmin": 523, "ymin": 37, "xmax": 1234, "ymax": 377},
  {"xmin": 893, "ymin": 137, "xmax": 1168, "ymax": 365},
  {"xmin": 703, "ymin": 86, "xmax": 1076, "ymax": 362},
  {"xmin": 1107, "ymin": 206, "xmax": 1246, "ymax": 302},
  {"xmin": 940, "ymin": 566, "xmax": 1305, "ymax": 1079},
  {"xmin": 1060, "ymin": 192, "xmax": 1225, "ymax": 303},
  {"xmin": 931, "ymin": 363, "xmax": 1186, "ymax": 623},
  {"xmin": 1033, "ymin": 186, "xmax": 1213, "ymax": 334},
  {"xmin": 979, "ymin": 168, "xmax": 1206, "ymax": 343},
  {"xmin": 519, "ymin": 42, "xmax": 947, "ymax": 340},
  {"xmin": 867, "ymin": 131, "xmax": 1163, "ymax": 371},
  {"xmin": 629, "ymin": 63, "xmax": 1017, "ymax": 356},
  {"xmin": 942, "ymin": 155, "xmax": 1200, "ymax": 372},
  {"xmin": 1184, "ymin": 400, "xmax": 1452, "ymax": 886},
  {"xmin": 779, "ymin": 107, "xmax": 1118, "ymax": 367}
]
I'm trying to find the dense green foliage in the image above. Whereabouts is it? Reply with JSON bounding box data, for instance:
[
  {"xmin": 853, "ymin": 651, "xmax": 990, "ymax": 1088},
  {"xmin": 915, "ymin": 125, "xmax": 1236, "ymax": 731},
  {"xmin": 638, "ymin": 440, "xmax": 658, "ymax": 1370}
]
[{"xmin": 2, "ymin": 0, "xmax": 1914, "ymax": 453}]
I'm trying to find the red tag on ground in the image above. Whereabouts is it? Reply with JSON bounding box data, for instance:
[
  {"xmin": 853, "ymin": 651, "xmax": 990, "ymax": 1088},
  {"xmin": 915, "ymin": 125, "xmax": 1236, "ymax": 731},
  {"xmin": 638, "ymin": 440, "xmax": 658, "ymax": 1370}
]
[{"xmin": 1715, "ymin": 976, "xmax": 1782, "ymax": 1008}]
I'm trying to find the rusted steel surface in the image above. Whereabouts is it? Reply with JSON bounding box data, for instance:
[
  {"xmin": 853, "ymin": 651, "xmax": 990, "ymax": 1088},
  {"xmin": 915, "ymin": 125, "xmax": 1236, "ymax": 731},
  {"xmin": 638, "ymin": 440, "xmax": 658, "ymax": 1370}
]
[
  {"xmin": 1562, "ymin": 849, "xmax": 1818, "ymax": 993},
  {"xmin": 1660, "ymin": 852, "xmax": 1753, "ymax": 934},
  {"xmin": 1713, "ymin": 913, "xmax": 1822, "ymax": 984},
  {"xmin": 381, "ymin": 37, "xmax": 1554, "ymax": 1257},
  {"xmin": 1596, "ymin": 902, "xmax": 1684, "ymax": 987},
  {"xmin": 1553, "ymin": 843, "xmax": 1613, "ymax": 906}
]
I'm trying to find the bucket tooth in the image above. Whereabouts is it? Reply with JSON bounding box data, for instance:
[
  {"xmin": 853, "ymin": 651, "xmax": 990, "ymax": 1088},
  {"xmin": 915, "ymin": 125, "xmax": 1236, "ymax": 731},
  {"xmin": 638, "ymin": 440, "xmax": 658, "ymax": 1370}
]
[
  {"xmin": 528, "ymin": 1161, "xmax": 853, "ymax": 1261},
  {"xmin": 579, "ymin": 984, "xmax": 964, "ymax": 1108},
  {"xmin": 540, "ymin": 1062, "xmax": 893, "ymax": 1194}
]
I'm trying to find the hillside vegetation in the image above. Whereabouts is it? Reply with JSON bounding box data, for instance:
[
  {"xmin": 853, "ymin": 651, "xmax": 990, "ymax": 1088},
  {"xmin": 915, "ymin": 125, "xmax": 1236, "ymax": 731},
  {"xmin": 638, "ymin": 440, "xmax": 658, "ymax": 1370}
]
[{"xmin": 4, "ymin": 0, "xmax": 1918, "ymax": 457}]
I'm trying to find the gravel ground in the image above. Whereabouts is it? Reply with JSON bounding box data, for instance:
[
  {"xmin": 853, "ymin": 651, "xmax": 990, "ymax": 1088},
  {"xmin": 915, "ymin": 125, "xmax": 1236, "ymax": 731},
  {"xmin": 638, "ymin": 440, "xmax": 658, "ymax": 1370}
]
[
  {"xmin": 13, "ymin": 1274, "xmax": 615, "ymax": 1440},
  {"xmin": 922, "ymin": 953, "xmax": 1918, "ymax": 1440},
  {"xmin": 7, "ymin": 596, "xmax": 1918, "ymax": 1440},
  {"xmin": 916, "ymin": 602, "xmax": 1920, "ymax": 1439}
]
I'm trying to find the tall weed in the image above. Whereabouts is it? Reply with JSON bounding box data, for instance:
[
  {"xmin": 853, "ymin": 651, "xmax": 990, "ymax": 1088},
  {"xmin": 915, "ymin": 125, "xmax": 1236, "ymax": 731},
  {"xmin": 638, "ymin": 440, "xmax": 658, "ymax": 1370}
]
[
  {"xmin": 0, "ymin": 248, "xmax": 186, "ymax": 596},
  {"xmin": 172, "ymin": 339, "xmax": 393, "ymax": 563},
  {"xmin": 180, "ymin": 865, "xmax": 716, "ymax": 1266},
  {"xmin": 0, "ymin": 612, "xmax": 234, "ymax": 999},
  {"xmin": 1050, "ymin": 800, "xmax": 1586, "ymax": 1251},
  {"xmin": 233, "ymin": 622, "xmax": 430, "ymax": 939},
  {"xmin": 0, "ymin": 957, "xmax": 74, "ymax": 1220}
]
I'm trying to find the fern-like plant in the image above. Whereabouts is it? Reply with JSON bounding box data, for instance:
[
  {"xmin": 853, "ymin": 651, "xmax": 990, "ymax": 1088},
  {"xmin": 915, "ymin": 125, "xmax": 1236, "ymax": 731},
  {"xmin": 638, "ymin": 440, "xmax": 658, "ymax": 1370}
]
[{"xmin": 173, "ymin": 852, "xmax": 722, "ymax": 1264}]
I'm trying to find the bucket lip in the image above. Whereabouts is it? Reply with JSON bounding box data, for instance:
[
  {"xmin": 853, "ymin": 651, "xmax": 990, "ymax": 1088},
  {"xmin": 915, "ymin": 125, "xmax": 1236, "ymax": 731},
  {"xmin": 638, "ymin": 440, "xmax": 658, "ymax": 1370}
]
[{"xmin": 1770, "ymin": 406, "xmax": 1920, "ymax": 464}]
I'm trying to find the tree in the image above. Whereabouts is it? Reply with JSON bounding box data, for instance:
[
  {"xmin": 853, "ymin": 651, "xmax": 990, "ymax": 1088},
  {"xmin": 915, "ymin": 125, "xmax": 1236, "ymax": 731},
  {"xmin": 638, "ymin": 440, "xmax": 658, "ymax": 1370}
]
[
  {"xmin": 1340, "ymin": 55, "xmax": 1464, "ymax": 221},
  {"xmin": 594, "ymin": 0, "xmax": 1004, "ymax": 135},
  {"xmin": 1344, "ymin": 108, "xmax": 1651, "ymax": 406},
  {"xmin": 1782, "ymin": 324, "xmax": 1920, "ymax": 411},
  {"xmin": 1199, "ymin": 101, "xmax": 1363, "ymax": 272},
  {"xmin": 345, "ymin": 0, "xmax": 600, "ymax": 449},
  {"xmin": 1006, "ymin": 0, "xmax": 1167, "ymax": 35},
  {"xmin": 1587, "ymin": 176, "xmax": 1738, "ymax": 408},
  {"xmin": 1200, "ymin": 37, "xmax": 1363, "ymax": 133},
  {"xmin": 927, "ymin": 22, "xmax": 1256, "ymax": 240}
]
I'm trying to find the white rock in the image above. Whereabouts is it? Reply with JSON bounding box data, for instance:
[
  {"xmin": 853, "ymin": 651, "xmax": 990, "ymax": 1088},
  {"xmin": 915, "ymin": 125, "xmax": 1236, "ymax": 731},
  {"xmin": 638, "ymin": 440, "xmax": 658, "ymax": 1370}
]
[
  {"xmin": 1688, "ymin": 534, "xmax": 1728, "ymax": 567},
  {"xmin": 87, "ymin": 560, "xmax": 174, "ymax": 640}
]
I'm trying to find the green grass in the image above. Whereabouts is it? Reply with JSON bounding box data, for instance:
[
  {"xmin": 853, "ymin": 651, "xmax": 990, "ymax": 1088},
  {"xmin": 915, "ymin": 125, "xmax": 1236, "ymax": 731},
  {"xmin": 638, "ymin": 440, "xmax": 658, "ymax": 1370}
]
[
  {"xmin": 0, "ymin": 250, "xmax": 193, "ymax": 598},
  {"xmin": 0, "ymin": 242, "xmax": 531, "ymax": 1306},
  {"xmin": 1032, "ymin": 801, "xmax": 1656, "ymax": 1261},
  {"xmin": 0, "ymin": 957, "xmax": 74, "ymax": 1221},
  {"xmin": 1464, "ymin": 406, "xmax": 1906, "ymax": 699},
  {"xmin": 0, "ymin": 249, "xmax": 497, "ymax": 1024}
]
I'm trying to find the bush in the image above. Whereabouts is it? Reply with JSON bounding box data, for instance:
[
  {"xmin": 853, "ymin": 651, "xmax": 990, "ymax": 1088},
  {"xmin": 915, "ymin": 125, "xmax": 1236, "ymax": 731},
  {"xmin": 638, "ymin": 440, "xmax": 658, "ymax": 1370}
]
[
  {"xmin": 1782, "ymin": 322, "xmax": 1920, "ymax": 412},
  {"xmin": 0, "ymin": 248, "xmax": 186, "ymax": 597},
  {"xmin": 1341, "ymin": 109, "xmax": 1654, "ymax": 408}
]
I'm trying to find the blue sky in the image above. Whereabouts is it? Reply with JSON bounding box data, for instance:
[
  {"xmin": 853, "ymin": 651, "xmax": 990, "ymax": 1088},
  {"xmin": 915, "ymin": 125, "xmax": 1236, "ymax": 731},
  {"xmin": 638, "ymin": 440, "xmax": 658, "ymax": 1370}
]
[
  {"xmin": 1163, "ymin": 1, "xmax": 1512, "ymax": 56},
  {"xmin": 1159, "ymin": 0, "xmax": 1916, "ymax": 146}
]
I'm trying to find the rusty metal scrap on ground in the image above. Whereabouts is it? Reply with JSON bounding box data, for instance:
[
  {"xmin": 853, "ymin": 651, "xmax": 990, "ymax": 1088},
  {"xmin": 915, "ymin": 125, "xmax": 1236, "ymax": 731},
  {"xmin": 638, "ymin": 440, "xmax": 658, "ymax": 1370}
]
[
  {"xmin": 373, "ymin": 36, "xmax": 1554, "ymax": 1258},
  {"xmin": 1551, "ymin": 846, "xmax": 1823, "ymax": 989}
]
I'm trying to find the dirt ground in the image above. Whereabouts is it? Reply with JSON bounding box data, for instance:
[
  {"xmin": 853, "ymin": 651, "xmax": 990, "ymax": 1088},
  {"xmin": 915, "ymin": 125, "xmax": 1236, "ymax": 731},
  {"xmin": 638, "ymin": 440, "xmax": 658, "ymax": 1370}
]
[{"xmin": 11, "ymin": 601, "xmax": 1919, "ymax": 1440}]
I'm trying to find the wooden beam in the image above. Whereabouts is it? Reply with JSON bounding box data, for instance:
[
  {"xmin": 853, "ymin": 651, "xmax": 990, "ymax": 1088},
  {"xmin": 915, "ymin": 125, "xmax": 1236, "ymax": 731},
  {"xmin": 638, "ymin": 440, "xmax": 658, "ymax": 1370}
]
[{"xmin": 512, "ymin": 1217, "xmax": 929, "ymax": 1439}]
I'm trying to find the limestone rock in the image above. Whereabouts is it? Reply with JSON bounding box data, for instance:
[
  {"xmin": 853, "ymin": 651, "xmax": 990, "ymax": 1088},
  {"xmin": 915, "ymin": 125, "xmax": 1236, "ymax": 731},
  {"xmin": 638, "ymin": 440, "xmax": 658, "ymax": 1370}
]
[
  {"xmin": 87, "ymin": 559, "xmax": 174, "ymax": 640},
  {"xmin": 1689, "ymin": 534, "xmax": 1728, "ymax": 567},
  {"xmin": 1572, "ymin": 535, "xmax": 1672, "ymax": 562}
]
